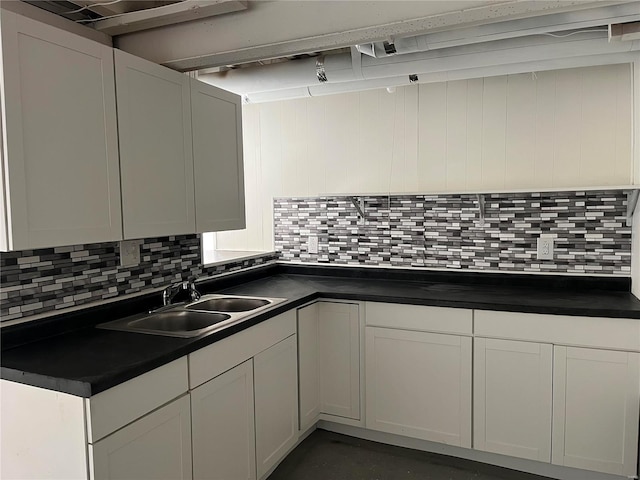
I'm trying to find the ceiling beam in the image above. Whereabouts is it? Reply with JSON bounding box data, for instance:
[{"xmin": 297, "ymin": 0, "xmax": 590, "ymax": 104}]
[
  {"xmin": 114, "ymin": 0, "xmax": 638, "ymax": 71},
  {"xmin": 0, "ymin": 0, "xmax": 112, "ymax": 45},
  {"xmin": 92, "ymin": 0, "xmax": 248, "ymax": 36}
]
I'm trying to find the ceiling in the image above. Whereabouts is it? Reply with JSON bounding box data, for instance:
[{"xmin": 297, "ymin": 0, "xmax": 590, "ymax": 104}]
[{"xmin": 23, "ymin": 0, "xmax": 640, "ymax": 73}]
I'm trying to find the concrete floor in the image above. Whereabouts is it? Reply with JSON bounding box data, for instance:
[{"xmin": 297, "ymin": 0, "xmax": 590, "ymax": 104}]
[{"xmin": 269, "ymin": 430, "xmax": 552, "ymax": 480}]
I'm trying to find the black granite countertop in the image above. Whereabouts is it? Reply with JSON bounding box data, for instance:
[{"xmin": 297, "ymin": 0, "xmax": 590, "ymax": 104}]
[{"xmin": 2, "ymin": 264, "xmax": 639, "ymax": 397}]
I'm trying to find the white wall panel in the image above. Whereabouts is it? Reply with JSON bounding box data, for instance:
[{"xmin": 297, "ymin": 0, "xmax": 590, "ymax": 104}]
[
  {"xmin": 403, "ymin": 86, "xmax": 420, "ymax": 193},
  {"xmin": 505, "ymin": 74, "xmax": 536, "ymax": 188},
  {"xmin": 533, "ymin": 71, "xmax": 556, "ymax": 187},
  {"xmin": 553, "ymin": 68, "xmax": 582, "ymax": 187},
  {"xmin": 446, "ymin": 81, "xmax": 468, "ymax": 192},
  {"xmin": 215, "ymin": 64, "xmax": 633, "ymax": 251},
  {"xmin": 481, "ymin": 76, "xmax": 508, "ymax": 189},
  {"xmin": 466, "ymin": 78, "xmax": 484, "ymax": 191},
  {"xmin": 307, "ymin": 96, "xmax": 328, "ymax": 196},
  {"xmin": 325, "ymin": 94, "xmax": 359, "ymax": 194},
  {"xmin": 418, "ymin": 82, "xmax": 447, "ymax": 191}
]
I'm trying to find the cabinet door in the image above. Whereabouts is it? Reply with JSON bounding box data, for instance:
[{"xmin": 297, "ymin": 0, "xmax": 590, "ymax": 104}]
[
  {"xmin": 552, "ymin": 346, "xmax": 639, "ymax": 477},
  {"xmin": 474, "ymin": 338, "xmax": 552, "ymax": 462},
  {"xmin": 115, "ymin": 49, "xmax": 195, "ymax": 239},
  {"xmin": 191, "ymin": 360, "xmax": 256, "ymax": 480},
  {"xmin": 297, "ymin": 303, "xmax": 320, "ymax": 431},
  {"xmin": 0, "ymin": 11, "xmax": 122, "ymax": 250},
  {"xmin": 191, "ymin": 79, "xmax": 245, "ymax": 232},
  {"xmin": 254, "ymin": 335, "xmax": 298, "ymax": 479},
  {"xmin": 365, "ymin": 327, "xmax": 472, "ymax": 447},
  {"xmin": 90, "ymin": 395, "xmax": 192, "ymax": 480},
  {"xmin": 318, "ymin": 302, "xmax": 360, "ymax": 419}
]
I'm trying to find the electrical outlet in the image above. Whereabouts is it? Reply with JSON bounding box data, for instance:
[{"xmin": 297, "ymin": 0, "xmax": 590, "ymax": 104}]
[
  {"xmin": 537, "ymin": 235, "xmax": 554, "ymax": 260},
  {"xmin": 120, "ymin": 240, "xmax": 141, "ymax": 267},
  {"xmin": 308, "ymin": 235, "xmax": 319, "ymax": 254}
]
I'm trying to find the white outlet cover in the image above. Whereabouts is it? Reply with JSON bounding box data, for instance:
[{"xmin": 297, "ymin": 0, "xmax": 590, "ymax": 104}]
[
  {"xmin": 308, "ymin": 235, "xmax": 319, "ymax": 254},
  {"xmin": 120, "ymin": 240, "xmax": 141, "ymax": 267},
  {"xmin": 537, "ymin": 235, "xmax": 554, "ymax": 260}
]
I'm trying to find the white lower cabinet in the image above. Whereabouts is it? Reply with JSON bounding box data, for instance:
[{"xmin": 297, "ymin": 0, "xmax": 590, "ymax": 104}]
[
  {"xmin": 473, "ymin": 338, "xmax": 553, "ymax": 462},
  {"xmin": 552, "ymin": 346, "xmax": 640, "ymax": 477},
  {"xmin": 254, "ymin": 335, "xmax": 299, "ymax": 479},
  {"xmin": 297, "ymin": 301, "xmax": 361, "ymax": 431},
  {"xmin": 318, "ymin": 302, "xmax": 360, "ymax": 419},
  {"xmin": 365, "ymin": 326, "xmax": 472, "ymax": 447},
  {"xmin": 90, "ymin": 395, "xmax": 192, "ymax": 480},
  {"xmin": 191, "ymin": 360, "xmax": 256, "ymax": 480},
  {"xmin": 297, "ymin": 303, "xmax": 321, "ymax": 431}
]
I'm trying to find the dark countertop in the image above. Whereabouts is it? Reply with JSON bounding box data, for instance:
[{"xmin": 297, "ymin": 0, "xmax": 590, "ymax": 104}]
[{"xmin": 2, "ymin": 264, "xmax": 639, "ymax": 397}]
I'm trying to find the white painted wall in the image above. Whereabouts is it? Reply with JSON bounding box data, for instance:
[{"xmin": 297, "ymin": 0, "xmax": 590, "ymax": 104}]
[{"xmin": 215, "ymin": 64, "xmax": 633, "ymax": 252}]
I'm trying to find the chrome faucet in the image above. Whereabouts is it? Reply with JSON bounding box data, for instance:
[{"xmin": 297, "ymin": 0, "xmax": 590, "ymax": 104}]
[{"xmin": 162, "ymin": 278, "xmax": 201, "ymax": 306}]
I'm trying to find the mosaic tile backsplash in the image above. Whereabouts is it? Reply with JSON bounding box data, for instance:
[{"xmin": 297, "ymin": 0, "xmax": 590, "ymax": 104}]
[
  {"xmin": 274, "ymin": 190, "xmax": 631, "ymax": 275},
  {"xmin": 0, "ymin": 235, "xmax": 277, "ymax": 323}
]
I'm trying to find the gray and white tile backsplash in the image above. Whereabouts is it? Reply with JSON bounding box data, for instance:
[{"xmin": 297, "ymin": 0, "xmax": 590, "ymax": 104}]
[
  {"xmin": 274, "ymin": 190, "xmax": 630, "ymax": 275},
  {"xmin": 0, "ymin": 235, "xmax": 277, "ymax": 322}
]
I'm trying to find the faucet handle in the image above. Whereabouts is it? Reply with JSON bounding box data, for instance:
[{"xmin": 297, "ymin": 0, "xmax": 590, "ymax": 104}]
[{"xmin": 186, "ymin": 277, "xmax": 201, "ymax": 302}]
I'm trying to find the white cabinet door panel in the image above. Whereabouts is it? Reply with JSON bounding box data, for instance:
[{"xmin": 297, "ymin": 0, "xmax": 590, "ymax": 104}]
[
  {"xmin": 191, "ymin": 360, "xmax": 256, "ymax": 480},
  {"xmin": 318, "ymin": 302, "xmax": 360, "ymax": 419},
  {"xmin": 297, "ymin": 303, "xmax": 320, "ymax": 431},
  {"xmin": 365, "ymin": 327, "xmax": 472, "ymax": 447},
  {"xmin": 0, "ymin": 11, "xmax": 121, "ymax": 250},
  {"xmin": 254, "ymin": 335, "xmax": 298, "ymax": 478},
  {"xmin": 191, "ymin": 79, "xmax": 245, "ymax": 232},
  {"xmin": 115, "ymin": 49, "xmax": 195, "ymax": 239},
  {"xmin": 552, "ymin": 346, "xmax": 640, "ymax": 477},
  {"xmin": 90, "ymin": 395, "xmax": 192, "ymax": 480},
  {"xmin": 474, "ymin": 338, "xmax": 552, "ymax": 462}
]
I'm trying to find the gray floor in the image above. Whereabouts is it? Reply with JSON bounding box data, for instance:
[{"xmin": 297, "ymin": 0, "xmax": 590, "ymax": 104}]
[{"xmin": 269, "ymin": 430, "xmax": 552, "ymax": 480}]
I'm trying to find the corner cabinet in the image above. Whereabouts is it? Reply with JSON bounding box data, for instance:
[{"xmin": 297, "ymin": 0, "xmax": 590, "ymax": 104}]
[
  {"xmin": 297, "ymin": 301, "xmax": 361, "ymax": 433},
  {"xmin": 114, "ymin": 49, "xmax": 195, "ymax": 239},
  {"xmin": 0, "ymin": 10, "xmax": 122, "ymax": 250},
  {"xmin": 191, "ymin": 79, "xmax": 245, "ymax": 232}
]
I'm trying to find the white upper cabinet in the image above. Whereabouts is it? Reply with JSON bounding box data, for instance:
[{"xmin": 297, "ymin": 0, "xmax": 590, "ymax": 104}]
[
  {"xmin": 0, "ymin": 11, "xmax": 122, "ymax": 251},
  {"xmin": 191, "ymin": 79, "xmax": 245, "ymax": 232},
  {"xmin": 114, "ymin": 49, "xmax": 195, "ymax": 239}
]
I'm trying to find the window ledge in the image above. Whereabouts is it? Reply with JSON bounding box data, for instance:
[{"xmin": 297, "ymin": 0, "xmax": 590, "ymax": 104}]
[{"xmin": 202, "ymin": 250, "xmax": 275, "ymax": 267}]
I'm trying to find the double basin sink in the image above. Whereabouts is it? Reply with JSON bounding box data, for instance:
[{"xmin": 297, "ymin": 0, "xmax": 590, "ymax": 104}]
[{"xmin": 98, "ymin": 294, "xmax": 286, "ymax": 338}]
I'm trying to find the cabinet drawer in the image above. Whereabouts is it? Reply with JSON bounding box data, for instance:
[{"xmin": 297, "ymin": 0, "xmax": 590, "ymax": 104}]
[
  {"xmin": 85, "ymin": 357, "xmax": 188, "ymax": 443},
  {"xmin": 365, "ymin": 302, "xmax": 472, "ymax": 335},
  {"xmin": 474, "ymin": 310, "xmax": 640, "ymax": 351},
  {"xmin": 189, "ymin": 310, "xmax": 296, "ymax": 388}
]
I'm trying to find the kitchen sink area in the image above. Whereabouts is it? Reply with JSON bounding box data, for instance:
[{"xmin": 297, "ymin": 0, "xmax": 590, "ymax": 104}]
[{"xmin": 97, "ymin": 294, "xmax": 286, "ymax": 338}]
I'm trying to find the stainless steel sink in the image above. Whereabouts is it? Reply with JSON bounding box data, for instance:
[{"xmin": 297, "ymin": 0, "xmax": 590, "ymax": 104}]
[
  {"xmin": 127, "ymin": 310, "xmax": 231, "ymax": 332},
  {"xmin": 97, "ymin": 294, "xmax": 286, "ymax": 338},
  {"xmin": 187, "ymin": 297, "xmax": 270, "ymax": 313}
]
